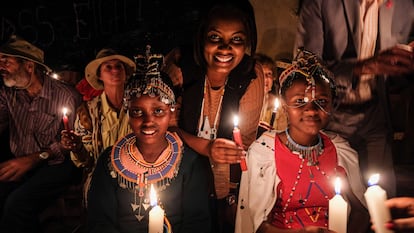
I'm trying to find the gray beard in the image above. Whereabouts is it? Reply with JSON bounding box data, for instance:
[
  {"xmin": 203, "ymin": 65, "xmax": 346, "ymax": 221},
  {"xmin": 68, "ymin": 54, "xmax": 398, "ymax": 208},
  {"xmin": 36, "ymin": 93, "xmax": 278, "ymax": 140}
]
[
  {"xmin": 3, "ymin": 75, "xmax": 32, "ymax": 89},
  {"xmin": 3, "ymin": 76, "xmax": 17, "ymax": 87}
]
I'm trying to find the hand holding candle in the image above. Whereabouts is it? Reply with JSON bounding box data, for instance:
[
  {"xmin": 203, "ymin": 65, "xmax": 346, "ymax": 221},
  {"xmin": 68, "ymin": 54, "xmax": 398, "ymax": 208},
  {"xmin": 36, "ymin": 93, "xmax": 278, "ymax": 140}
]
[
  {"xmin": 62, "ymin": 107, "xmax": 69, "ymax": 130},
  {"xmin": 149, "ymin": 184, "xmax": 164, "ymax": 233},
  {"xmin": 233, "ymin": 115, "xmax": 247, "ymax": 171},
  {"xmin": 364, "ymin": 174, "xmax": 393, "ymax": 233},
  {"xmin": 329, "ymin": 177, "xmax": 348, "ymax": 233}
]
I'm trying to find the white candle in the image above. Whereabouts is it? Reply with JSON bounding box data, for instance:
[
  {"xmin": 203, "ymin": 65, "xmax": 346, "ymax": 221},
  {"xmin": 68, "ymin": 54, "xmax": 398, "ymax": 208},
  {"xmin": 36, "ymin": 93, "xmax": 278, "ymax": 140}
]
[
  {"xmin": 364, "ymin": 174, "xmax": 393, "ymax": 233},
  {"xmin": 149, "ymin": 184, "xmax": 164, "ymax": 233},
  {"xmin": 329, "ymin": 177, "xmax": 348, "ymax": 233}
]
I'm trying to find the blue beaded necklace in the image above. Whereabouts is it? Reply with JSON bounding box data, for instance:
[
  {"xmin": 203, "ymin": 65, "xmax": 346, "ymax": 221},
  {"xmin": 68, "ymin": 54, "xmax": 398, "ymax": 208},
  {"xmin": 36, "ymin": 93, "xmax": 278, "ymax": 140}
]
[{"xmin": 285, "ymin": 128, "xmax": 324, "ymax": 166}]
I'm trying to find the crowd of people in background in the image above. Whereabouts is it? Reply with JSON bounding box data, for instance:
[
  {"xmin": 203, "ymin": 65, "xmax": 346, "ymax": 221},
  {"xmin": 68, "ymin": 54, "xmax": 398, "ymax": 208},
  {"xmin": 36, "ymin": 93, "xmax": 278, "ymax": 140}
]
[{"xmin": 0, "ymin": 0, "xmax": 414, "ymax": 233}]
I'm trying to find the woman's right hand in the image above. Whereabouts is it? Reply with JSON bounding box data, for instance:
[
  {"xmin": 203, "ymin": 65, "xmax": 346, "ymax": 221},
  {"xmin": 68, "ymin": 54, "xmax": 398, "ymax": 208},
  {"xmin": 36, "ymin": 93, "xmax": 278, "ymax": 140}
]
[
  {"xmin": 60, "ymin": 130, "xmax": 82, "ymax": 152},
  {"xmin": 383, "ymin": 197, "xmax": 414, "ymax": 233},
  {"xmin": 208, "ymin": 138, "xmax": 245, "ymax": 164}
]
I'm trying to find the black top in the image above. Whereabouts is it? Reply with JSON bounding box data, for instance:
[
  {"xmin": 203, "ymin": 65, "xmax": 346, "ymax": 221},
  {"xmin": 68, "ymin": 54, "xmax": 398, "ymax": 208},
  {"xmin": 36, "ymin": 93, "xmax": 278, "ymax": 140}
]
[{"xmin": 87, "ymin": 140, "xmax": 211, "ymax": 233}]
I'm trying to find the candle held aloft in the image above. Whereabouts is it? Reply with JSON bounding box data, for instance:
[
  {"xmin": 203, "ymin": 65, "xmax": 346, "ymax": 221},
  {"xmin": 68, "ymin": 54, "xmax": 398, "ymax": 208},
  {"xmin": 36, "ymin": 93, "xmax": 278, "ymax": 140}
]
[
  {"xmin": 233, "ymin": 116, "xmax": 247, "ymax": 171},
  {"xmin": 62, "ymin": 107, "xmax": 69, "ymax": 130},
  {"xmin": 269, "ymin": 98, "xmax": 280, "ymax": 129},
  {"xmin": 329, "ymin": 177, "xmax": 348, "ymax": 233},
  {"xmin": 364, "ymin": 174, "xmax": 393, "ymax": 233},
  {"xmin": 149, "ymin": 184, "xmax": 164, "ymax": 233}
]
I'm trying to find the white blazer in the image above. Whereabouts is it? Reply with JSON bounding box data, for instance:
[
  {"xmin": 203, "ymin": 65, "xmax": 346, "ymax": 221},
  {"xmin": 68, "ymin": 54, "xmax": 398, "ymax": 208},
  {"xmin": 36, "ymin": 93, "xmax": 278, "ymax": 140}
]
[{"xmin": 235, "ymin": 130, "xmax": 367, "ymax": 233}]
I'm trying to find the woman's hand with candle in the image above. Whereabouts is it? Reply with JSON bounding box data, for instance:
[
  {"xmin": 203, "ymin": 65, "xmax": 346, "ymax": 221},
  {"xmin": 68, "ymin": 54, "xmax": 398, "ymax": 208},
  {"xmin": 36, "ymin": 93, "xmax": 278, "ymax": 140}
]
[
  {"xmin": 208, "ymin": 138, "xmax": 245, "ymax": 164},
  {"xmin": 233, "ymin": 115, "xmax": 247, "ymax": 170},
  {"xmin": 382, "ymin": 197, "xmax": 414, "ymax": 233}
]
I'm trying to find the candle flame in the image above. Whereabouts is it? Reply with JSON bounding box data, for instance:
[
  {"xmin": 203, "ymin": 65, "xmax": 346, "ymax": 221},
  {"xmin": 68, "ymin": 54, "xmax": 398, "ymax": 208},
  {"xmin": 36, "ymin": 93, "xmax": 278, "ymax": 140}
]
[
  {"xmin": 233, "ymin": 115, "xmax": 239, "ymax": 128},
  {"xmin": 62, "ymin": 107, "xmax": 68, "ymax": 116},
  {"xmin": 273, "ymin": 98, "xmax": 280, "ymax": 112},
  {"xmin": 150, "ymin": 184, "xmax": 158, "ymax": 206},
  {"xmin": 51, "ymin": 73, "xmax": 59, "ymax": 80},
  {"xmin": 334, "ymin": 177, "xmax": 341, "ymax": 195},
  {"xmin": 368, "ymin": 173, "xmax": 380, "ymax": 186}
]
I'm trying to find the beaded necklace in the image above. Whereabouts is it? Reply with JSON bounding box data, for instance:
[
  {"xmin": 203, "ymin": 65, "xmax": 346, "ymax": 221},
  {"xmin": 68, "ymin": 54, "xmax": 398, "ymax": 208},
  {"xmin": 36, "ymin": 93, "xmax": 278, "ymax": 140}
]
[
  {"xmin": 285, "ymin": 128, "xmax": 324, "ymax": 166},
  {"xmin": 110, "ymin": 132, "xmax": 183, "ymax": 221},
  {"xmin": 277, "ymin": 131, "xmax": 331, "ymax": 228},
  {"xmin": 197, "ymin": 76, "xmax": 228, "ymax": 140},
  {"xmin": 280, "ymin": 158, "xmax": 330, "ymax": 213}
]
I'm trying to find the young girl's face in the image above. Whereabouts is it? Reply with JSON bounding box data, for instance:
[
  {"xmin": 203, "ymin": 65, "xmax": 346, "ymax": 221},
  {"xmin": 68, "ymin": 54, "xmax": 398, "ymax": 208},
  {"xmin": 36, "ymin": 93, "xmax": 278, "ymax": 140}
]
[
  {"xmin": 128, "ymin": 95, "xmax": 172, "ymax": 148},
  {"xmin": 203, "ymin": 16, "xmax": 247, "ymax": 75},
  {"xmin": 283, "ymin": 78, "xmax": 333, "ymax": 137}
]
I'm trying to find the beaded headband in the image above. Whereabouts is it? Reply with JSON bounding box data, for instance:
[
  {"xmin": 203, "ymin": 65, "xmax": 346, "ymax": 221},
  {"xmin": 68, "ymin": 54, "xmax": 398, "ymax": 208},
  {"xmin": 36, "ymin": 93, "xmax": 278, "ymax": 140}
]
[
  {"xmin": 278, "ymin": 48, "xmax": 336, "ymax": 98},
  {"xmin": 123, "ymin": 45, "xmax": 176, "ymax": 109}
]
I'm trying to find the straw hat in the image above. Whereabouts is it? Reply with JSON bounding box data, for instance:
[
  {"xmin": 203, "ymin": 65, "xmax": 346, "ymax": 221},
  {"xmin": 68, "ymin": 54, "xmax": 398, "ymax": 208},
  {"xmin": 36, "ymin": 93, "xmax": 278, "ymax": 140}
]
[
  {"xmin": 85, "ymin": 48, "xmax": 136, "ymax": 90},
  {"xmin": 0, "ymin": 35, "xmax": 51, "ymax": 72}
]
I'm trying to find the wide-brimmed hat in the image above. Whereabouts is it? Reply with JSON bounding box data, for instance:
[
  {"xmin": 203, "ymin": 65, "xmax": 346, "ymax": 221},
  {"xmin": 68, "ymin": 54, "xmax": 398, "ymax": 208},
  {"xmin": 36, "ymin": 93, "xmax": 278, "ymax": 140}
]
[
  {"xmin": 85, "ymin": 48, "xmax": 136, "ymax": 90},
  {"xmin": 0, "ymin": 35, "xmax": 51, "ymax": 72}
]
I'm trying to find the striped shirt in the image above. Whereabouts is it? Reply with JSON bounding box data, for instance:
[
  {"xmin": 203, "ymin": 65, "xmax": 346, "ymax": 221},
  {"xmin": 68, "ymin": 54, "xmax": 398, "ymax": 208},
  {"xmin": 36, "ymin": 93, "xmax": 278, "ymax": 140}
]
[{"xmin": 0, "ymin": 76, "xmax": 81, "ymax": 164}]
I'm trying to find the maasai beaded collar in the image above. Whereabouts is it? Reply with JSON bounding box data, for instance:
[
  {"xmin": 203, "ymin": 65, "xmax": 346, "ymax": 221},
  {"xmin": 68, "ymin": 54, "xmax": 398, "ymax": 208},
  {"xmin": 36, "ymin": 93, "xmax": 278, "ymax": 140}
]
[
  {"xmin": 285, "ymin": 128, "xmax": 324, "ymax": 166},
  {"xmin": 110, "ymin": 131, "xmax": 182, "ymax": 190},
  {"xmin": 109, "ymin": 132, "xmax": 183, "ymax": 222}
]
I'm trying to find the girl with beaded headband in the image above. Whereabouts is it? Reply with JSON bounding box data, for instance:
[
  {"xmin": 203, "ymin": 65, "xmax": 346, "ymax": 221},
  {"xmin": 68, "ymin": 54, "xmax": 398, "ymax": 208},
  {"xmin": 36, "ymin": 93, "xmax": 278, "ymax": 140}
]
[
  {"xmin": 87, "ymin": 47, "xmax": 211, "ymax": 233},
  {"xmin": 235, "ymin": 49, "xmax": 370, "ymax": 233}
]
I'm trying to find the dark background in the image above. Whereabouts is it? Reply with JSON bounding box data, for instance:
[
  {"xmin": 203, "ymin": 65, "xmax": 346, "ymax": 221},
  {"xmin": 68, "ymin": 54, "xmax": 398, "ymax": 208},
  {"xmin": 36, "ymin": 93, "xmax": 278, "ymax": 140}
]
[
  {"xmin": 0, "ymin": 0, "xmax": 208, "ymax": 73},
  {"xmin": 2, "ymin": 0, "xmax": 414, "ymax": 164}
]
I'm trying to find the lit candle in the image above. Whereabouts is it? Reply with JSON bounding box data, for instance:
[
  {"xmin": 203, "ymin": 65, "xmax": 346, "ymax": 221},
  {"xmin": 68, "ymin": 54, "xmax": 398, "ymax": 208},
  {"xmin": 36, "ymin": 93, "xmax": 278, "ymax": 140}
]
[
  {"xmin": 149, "ymin": 184, "xmax": 164, "ymax": 233},
  {"xmin": 233, "ymin": 115, "xmax": 247, "ymax": 171},
  {"xmin": 62, "ymin": 107, "xmax": 69, "ymax": 130},
  {"xmin": 269, "ymin": 98, "xmax": 280, "ymax": 129},
  {"xmin": 329, "ymin": 177, "xmax": 348, "ymax": 233},
  {"xmin": 364, "ymin": 174, "xmax": 393, "ymax": 233}
]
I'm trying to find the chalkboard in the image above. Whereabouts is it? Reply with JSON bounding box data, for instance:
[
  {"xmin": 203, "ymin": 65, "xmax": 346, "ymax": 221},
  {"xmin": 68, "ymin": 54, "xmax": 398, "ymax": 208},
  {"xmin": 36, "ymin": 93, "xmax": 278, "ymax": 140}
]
[{"xmin": 1, "ymin": 0, "xmax": 204, "ymax": 73}]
